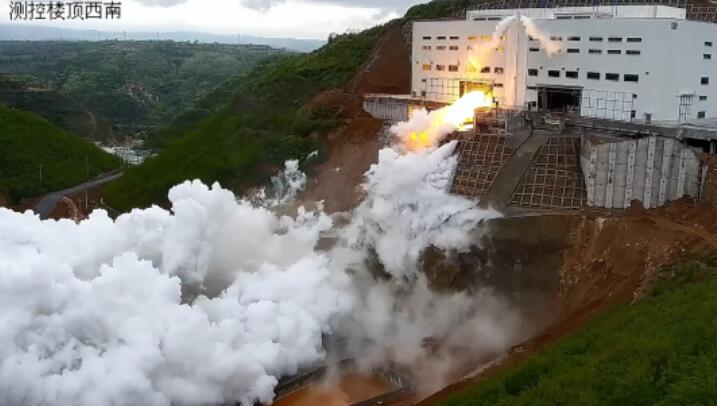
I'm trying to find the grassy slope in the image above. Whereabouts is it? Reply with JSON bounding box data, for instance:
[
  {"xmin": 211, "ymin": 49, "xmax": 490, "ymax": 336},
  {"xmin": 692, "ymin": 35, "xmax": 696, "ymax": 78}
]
[
  {"xmin": 104, "ymin": 26, "xmax": 386, "ymax": 211},
  {"xmin": 0, "ymin": 106, "xmax": 120, "ymax": 203},
  {"xmin": 441, "ymin": 258, "xmax": 717, "ymax": 405}
]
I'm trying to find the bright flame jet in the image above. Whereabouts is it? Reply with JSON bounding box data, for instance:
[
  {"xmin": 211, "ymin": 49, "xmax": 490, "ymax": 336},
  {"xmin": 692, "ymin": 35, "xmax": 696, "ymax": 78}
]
[{"xmin": 392, "ymin": 90, "xmax": 493, "ymax": 151}]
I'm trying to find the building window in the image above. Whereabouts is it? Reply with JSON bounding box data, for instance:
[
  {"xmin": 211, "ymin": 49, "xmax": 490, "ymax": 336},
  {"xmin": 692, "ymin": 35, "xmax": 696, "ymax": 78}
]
[
  {"xmin": 671, "ymin": 22, "xmax": 679, "ymax": 30},
  {"xmin": 449, "ymin": 36, "xmax": 459, "ymax": 40},
  {"xmin": 702, "ymin": 77, "xmax": 710, "ymax": 85},
  {"xmin": 567, "ymin": 48, "xmax": 580, "ymax": 53},
  {"xmin": 495, "ymin": 47, "xmax": 504, "ymax": 52},
  {"xmin": 706, "ymin": 41, "xmax": 713, "ymax": 47},
  {"xmin": 626, "ymin": 50, "xmax": 641, "ymax": 55},
  {"xmin": 494, "ymin": 67, "xmax": 504, "ymax": 74},
  {"xmin": 550, "ymin": 36, "xmax": 562, "ymax": 41},
  {"xmin": 698, "ymin": 111, "xmax": 706, "ymax": 118},
  {"xmin": 467, "ymin": 46, "xmax": 473, "ymax": 50},
  {"xmin": 467, "ymin": 35, "xmax": 477, "ymax": 41},
  {"xmin": 422, "ymin": 36, "xmax": 431, "ymax": 40},
  {"xmin": 608, "ymin": 37, "xmax": 622, "ymax": 42},
  {"xmin": 700, "ymin": 95, "xmax": 708, "ymax": 101},
  {"xmin": 589, "ymin": 49, "xmax": 602, "ymax": 54},
  {"xmin": 422, "ymin": 64, "xmax": 431, "ymax": 71},
  {"xmin": 624, "ymin": 74, "xmax": 639, "ymax": 82},
  {"xmin": 480, "ymin": 35, "xmax": 492, "ymax": 41},
  {"xmin": 627, "ymin": 37, "xmax": 642, "ymax": 43},
  {"xmin": 528, "ymin": 68, "xmax": 538, "ymax": 76},
  {"xmin": 436, "ymin": 64, "xmax": 445, "ymax": 71},
  {"xmin": 606, "ymin": 73, "xmax": 620, "ymax": 81},
  {"xmin": 566, "ymin": 71, "xmax": 579, "ymax": 79},
  {"xmin": 449, "ymin": 65, "xmax": 459, "ymax": 72},
  {"xmin": 422, "ymin": 45, "xmax": 431, "ymax": 50},
  {"xmin": 705, "ymin": 54, "xmax": 712, "ymax": 60},
  {"xmin": 494, "ymin": 83, "xmax": 504, "ymax": 88},
  {"xmin": 436, "ymin": 45, "xmax": 446, "ymax": 50},
  {"xmin": 548, "ymin": 70, "xmax": 560, "ymax": 77},
  {"xmin": 480, "ymin": 66, "xmax": 491, "ymax": 73},
  {"xmin": 607, "ymin": 49, "xmax": 622, "ymax": 55},
  {"xmin": 556, "ymin": 15, "xmax": 572, "ymax": 20},
  {"xmin": 589, "ymin": 36, "xmax": 603, "ymax": 42},
  {"xmin": 528, "ymin": 36, "xmax": 535, "ymax": 41},
  {"xmin": 587, "ymin": 71, "xmax": 600, "ymax": 80},
  {"xmin": 568, "ymin": 36, "xmax": 581, "ymax": 41},
  {"xmin": 529, "ymin": 47, "xmax": 539, "ymax": 52},
  {"xmin": 437, "ymin": 36, "xmax": 447, "ymax": 40},
  {"xmin": 574, "ymin": 15, "xmax": 590, "ymax": 19},
  {"xmin": 449, "ymin": 45, "xmax": 459, "ymax": 50}
]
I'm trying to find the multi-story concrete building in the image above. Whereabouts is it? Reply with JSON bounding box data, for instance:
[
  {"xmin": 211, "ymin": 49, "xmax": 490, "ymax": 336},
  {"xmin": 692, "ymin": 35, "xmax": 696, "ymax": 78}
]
[{"xmin": 410, "ymin": 4, "xmax": 717, "ymax": 123}]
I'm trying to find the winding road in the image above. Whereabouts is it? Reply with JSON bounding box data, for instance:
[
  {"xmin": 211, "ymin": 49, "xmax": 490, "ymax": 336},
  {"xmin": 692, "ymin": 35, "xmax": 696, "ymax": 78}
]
[{"xmin": 33, "ymin": 172, "xmax": 123, "ymax": 219}]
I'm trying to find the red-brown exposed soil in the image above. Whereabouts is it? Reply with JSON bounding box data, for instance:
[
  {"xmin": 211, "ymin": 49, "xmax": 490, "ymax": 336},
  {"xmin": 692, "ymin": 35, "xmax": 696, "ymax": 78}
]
[
  {"xmin": 417, "ymin": 199, "xmax": 717, "ymax": 405},
  {"xmin": 297, "ymin": 21, "xmax": 411, "ymax": 213}
]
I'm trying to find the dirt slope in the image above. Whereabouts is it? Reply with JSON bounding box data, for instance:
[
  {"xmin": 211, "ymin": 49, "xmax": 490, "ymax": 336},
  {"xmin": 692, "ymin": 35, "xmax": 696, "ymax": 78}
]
[
  {"xmin": 298, "ymin": 21, "xmax": 412, "ymax": 213},
  {"xmin": 418, "ymin": 199, "xmax": 717, "ymax": 404}
]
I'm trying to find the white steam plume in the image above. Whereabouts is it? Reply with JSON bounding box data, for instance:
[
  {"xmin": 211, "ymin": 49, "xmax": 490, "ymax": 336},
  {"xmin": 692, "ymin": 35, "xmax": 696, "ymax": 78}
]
[
  {"xmin": 0, "ymin": 182, "xmax": 351, "ymax": 406},
  {"xmin": 0, "ymin": 134, "xmax": 523, "ymax": 403},
  {"xmin": 520, "ymin": 16, "xmax": 562, "ymax": 56}
]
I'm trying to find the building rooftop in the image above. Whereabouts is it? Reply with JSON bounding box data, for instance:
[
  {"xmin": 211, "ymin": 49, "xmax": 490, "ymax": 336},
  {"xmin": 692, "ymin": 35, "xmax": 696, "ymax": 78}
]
[{"xmin": 467, "ymin": 5, "xmax": 687, "ymax": 20}]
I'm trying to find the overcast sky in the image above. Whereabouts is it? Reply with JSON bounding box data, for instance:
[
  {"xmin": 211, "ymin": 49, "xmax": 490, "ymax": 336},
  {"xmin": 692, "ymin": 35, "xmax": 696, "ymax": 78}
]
[{"xmin": 2, "ymin": 0, "xmax": 427, "ymax": 39}]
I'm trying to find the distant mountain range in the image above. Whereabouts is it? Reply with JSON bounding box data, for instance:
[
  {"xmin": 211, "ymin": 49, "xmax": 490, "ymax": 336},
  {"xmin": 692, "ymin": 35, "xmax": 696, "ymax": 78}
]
[{"xmin": 0, "ymin": 24, "xmax": 325, "ymax": 52}]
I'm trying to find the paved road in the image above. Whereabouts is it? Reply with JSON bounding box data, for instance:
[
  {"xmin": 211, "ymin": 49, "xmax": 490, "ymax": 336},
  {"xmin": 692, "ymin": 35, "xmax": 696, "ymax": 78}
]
[{"xmin": 33, "ymin": 172, "xmax": 123, "ymax": 219}]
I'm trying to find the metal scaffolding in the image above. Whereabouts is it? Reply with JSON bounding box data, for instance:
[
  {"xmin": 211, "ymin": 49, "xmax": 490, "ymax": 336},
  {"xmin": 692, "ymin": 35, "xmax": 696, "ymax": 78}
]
[
  {"xmin": 450, "ymin": 132, "xmax": 514, "ymax": 199},
  {"xmin": 510, "ymin": 136, "xmax": 587, "ymax": 209}
]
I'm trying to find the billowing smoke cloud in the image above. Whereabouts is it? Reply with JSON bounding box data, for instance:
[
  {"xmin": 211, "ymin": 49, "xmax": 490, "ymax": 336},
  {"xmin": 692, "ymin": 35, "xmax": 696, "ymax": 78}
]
[
  {"xmin": 0, "ymin": 181, "xmax": 351, "ymax": 406},
  {"xmin": 0, "ymin": 136, "xmax": 521, "ymax": 403}
]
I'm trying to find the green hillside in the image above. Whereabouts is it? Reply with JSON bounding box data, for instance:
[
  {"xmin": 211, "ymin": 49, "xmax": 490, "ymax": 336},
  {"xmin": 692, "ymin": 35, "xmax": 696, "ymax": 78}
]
[
  {"xmin": 0, "ymin": 41, "xmax": 285, "ymax": 133},
  {"xmin": 0, "ymin": 105, "xmax": 120, "ymax": 203},
  {"xmin": 441, "ymin": 258, "xmax": 717, "ymax": 405},
  {"xmin": 104, "ymin": 25, "xmax": 386, "ymax": 211}
]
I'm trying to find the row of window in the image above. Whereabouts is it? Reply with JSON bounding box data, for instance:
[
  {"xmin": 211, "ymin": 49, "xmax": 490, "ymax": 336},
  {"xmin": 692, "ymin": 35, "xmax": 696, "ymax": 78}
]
[
  {"xmin": 421, "ymin": 35, "xmax": 646, "ymax": 43},
  {"xmin": 421, "ymin": 64, "xmax": 505, "ymax": 73},
  {"xmin": 541, "ymin": 36, "xmax": 642, "ymax": 43},
  {"xmin": 528, "ymin": 47, "xmax": 642, "ymax": 55},
  {"xmin": 421, "ymin": 45, "xmax": 504, "ymax": 51},
  {"xmin": 421, "ymin": 35, "xmax": 498, "ymax": 41},
  {"xmin": 527, "ymin": 69, "xmax": 640, "ymax": 82},
  {"xmin": 420, "ymin": 44, "xmax": 712, "ymax": 60}
]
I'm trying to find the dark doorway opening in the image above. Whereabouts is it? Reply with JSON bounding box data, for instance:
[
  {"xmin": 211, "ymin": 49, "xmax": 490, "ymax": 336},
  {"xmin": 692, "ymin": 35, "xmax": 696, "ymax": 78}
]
[{"xmin": 538, "ymin": 86, "xmax": 582, "ymax": 113}]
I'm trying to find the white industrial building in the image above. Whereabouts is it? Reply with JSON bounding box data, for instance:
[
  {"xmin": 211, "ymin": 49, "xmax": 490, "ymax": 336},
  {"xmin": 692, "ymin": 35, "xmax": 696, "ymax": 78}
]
[{"xmin": 410, "ymin": 4, "xmax": 717, "ymax": 123}]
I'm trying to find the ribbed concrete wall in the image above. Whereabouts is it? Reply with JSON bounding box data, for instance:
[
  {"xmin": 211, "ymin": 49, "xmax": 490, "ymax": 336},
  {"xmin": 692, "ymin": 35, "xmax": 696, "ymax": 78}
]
[
  {"xmin": 580, "ymin": 135, "xmax": 701, "ymax": 208},
  {"xmin": 363, "ymin": 98, "xmax": 409, "ymax": 121}
]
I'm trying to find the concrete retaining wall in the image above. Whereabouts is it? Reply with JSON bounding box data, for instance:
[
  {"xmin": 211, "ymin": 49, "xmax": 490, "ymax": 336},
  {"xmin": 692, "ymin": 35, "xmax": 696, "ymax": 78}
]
[
  {"xmin": 580, "ymin": 135, "xmax": 701, "ymax": 208},
  {"xmin": 363, "ymin": 97, "xmax": 409, "ymax": 121}
]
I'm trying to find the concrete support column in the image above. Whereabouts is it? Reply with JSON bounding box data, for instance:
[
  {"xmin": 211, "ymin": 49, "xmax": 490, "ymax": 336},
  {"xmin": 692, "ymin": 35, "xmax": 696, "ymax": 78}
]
[
  {"xmin": 624, "ymin": 140, "xmax": 637, "ymax": 208},
  {"xmin": 586, "ymin": 145, "xmax": 597, "ymax": 206},
  {"xmin": 605, "ymin": 143, "xmax": 617, "ymax": 208},
  {"xmin": 658, "ymin": 139, "xmax": 673, "ymax": 206},
  {"xmin": 644, "ymin": 137, "xmax": 656, "ymax": 208}
]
